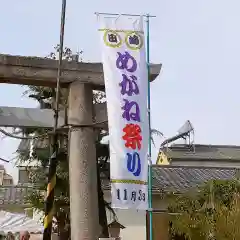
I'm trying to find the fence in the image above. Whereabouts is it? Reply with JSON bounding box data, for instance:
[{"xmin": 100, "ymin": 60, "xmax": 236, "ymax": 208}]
[{"xmin": 0, "ymin": 185, "xmax": 33, "ymax": 206}]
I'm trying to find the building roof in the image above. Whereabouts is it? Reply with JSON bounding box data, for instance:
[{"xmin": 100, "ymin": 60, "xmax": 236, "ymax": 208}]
[
  {"xmin": 161, "ymin": 144, "xmax": 240, "ymax": 162},
  {"xmin": 0, "ymin": 166, "xmax": 237, "ymax": 205},
  {"xmin": 103, "ymin": 165, "xmax": 238, "ymax": 193},
  {"xmin": 4, "ymin": 174, "xmax": 13, "ymax": 180},
  {"xmin": 152, "ymin": 165, "xmax": 237, "ymax": 192},
  {"xmin": 17, "ymin": 140, "xmax": 239, "ymax": 193}
]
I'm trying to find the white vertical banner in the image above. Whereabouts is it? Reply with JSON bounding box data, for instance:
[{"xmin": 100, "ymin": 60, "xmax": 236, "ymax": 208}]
[{"xmin": 98, "ymin": 15, "xmax": 149, "ymax": 210}]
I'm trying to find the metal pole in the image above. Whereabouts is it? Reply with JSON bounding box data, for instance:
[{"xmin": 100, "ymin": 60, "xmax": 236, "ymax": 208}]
[
  {"xmin": 146, "ymin": 14, "xmax": 153, "ymax": 240},
  {"xmin": 43, "ymin": 0, "xmax": 66, "ymax": 239},
  {"xmin": 95, "ymin": 12, "xmax": 156, "ymax": 18}
]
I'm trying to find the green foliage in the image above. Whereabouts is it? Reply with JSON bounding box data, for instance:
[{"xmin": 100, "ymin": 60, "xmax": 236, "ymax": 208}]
[
  {"xmin": 46, "ymin": 45, "xmax": 83, "ymax": 62},
  {"xmin": 199, "ymin": 180, "xmax": 240, "ymax": 208},
  {"xmin": 18, "ymin": 46, "xmax": 108, "ymax": 238},
  {"xmin": 168, "ymin": 179, "xmax": 240, "ymax": 240}
]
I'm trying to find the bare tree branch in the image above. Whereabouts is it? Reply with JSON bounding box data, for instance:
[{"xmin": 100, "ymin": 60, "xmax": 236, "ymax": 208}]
[
  {"xmin": 0, "ymin": 157, "xmax": 9, "ymax": 163},
  {"xmin": 0, "ymin": 128, "xmax": 48, "ymax": 140}
]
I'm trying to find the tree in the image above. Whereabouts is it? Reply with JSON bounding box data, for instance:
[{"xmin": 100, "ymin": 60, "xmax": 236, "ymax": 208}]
[
  {"xmin": 168, "ymin": 179, "xmax": 240, "ymax": 240},
  {"xmin": 18, "ymin": 45, "xmax": 111, "ymax": 239}
]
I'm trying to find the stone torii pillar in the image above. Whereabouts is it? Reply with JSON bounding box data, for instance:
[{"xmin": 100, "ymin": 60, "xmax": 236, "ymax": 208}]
[{"xmin": 68, "ymin": 82, "xmax": 99, "ymax": 239}]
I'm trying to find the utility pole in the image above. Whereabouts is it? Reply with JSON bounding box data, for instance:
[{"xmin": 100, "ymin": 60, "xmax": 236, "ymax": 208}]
[{"xmin": 68, "ymin": 82, "xmax": 99, "ymax": 240}]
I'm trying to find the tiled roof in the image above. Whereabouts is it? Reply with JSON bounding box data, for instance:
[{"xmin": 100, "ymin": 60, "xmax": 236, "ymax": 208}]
[
  {"xmin": 162, "ymin": 144, "xmax": 240, "ymax": 161},
  {"xmin": 103, "ymin": 165, "xmax": 238, "ymax": 193},
  {"xmin": 3, "ymin": 174, "xmax": 13, "ymax": 180},
  {"xmin": 0, "ymin": 166, "xmax": 237, "ymax": 205},
  {"xmin": 16, "ymin": 140, "xmax": 239, "ymax": 193},
  {"xmin": 152, "ymin": 165, "xmax": 237, "ymax": 192}
]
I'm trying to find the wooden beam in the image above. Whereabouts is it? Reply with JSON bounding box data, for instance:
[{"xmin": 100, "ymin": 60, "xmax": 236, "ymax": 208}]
[
  {"xmin": 0, "ymin": 54, "xmax": 162, "ymax": 89},
  {"xmin": 0, "ymin": 103, "xmax": 107, "ymax": 128}
]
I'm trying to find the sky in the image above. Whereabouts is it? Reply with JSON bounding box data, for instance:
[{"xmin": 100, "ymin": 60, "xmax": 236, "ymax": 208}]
[{"xmin": 1, "ymin": 0, "xmax": 240, "ymax": 181}]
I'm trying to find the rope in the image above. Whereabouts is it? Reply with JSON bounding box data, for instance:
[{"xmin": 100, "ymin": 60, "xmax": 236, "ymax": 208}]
[{"xmin": 43, "ymin": 0, "xmax": 67, "ymax": 238}]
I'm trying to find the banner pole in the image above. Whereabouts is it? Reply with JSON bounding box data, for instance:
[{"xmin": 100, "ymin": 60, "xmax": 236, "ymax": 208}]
[
  {"xmin": 146, "ymin": 14, "xmax": 153, "ymax": 240},
  {"xmin": 95, "ymin": 12, "xmax": 156, "ymax": 18},
  {"xmin": 43, "ymin": 0, "xmax": 66, "ymax": 239}
]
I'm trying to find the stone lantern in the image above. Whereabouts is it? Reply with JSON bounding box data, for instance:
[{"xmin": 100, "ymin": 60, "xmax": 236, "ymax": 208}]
[{"xmin": 108, "ymin": 220, "xmax": 125, "ymax": 239}]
